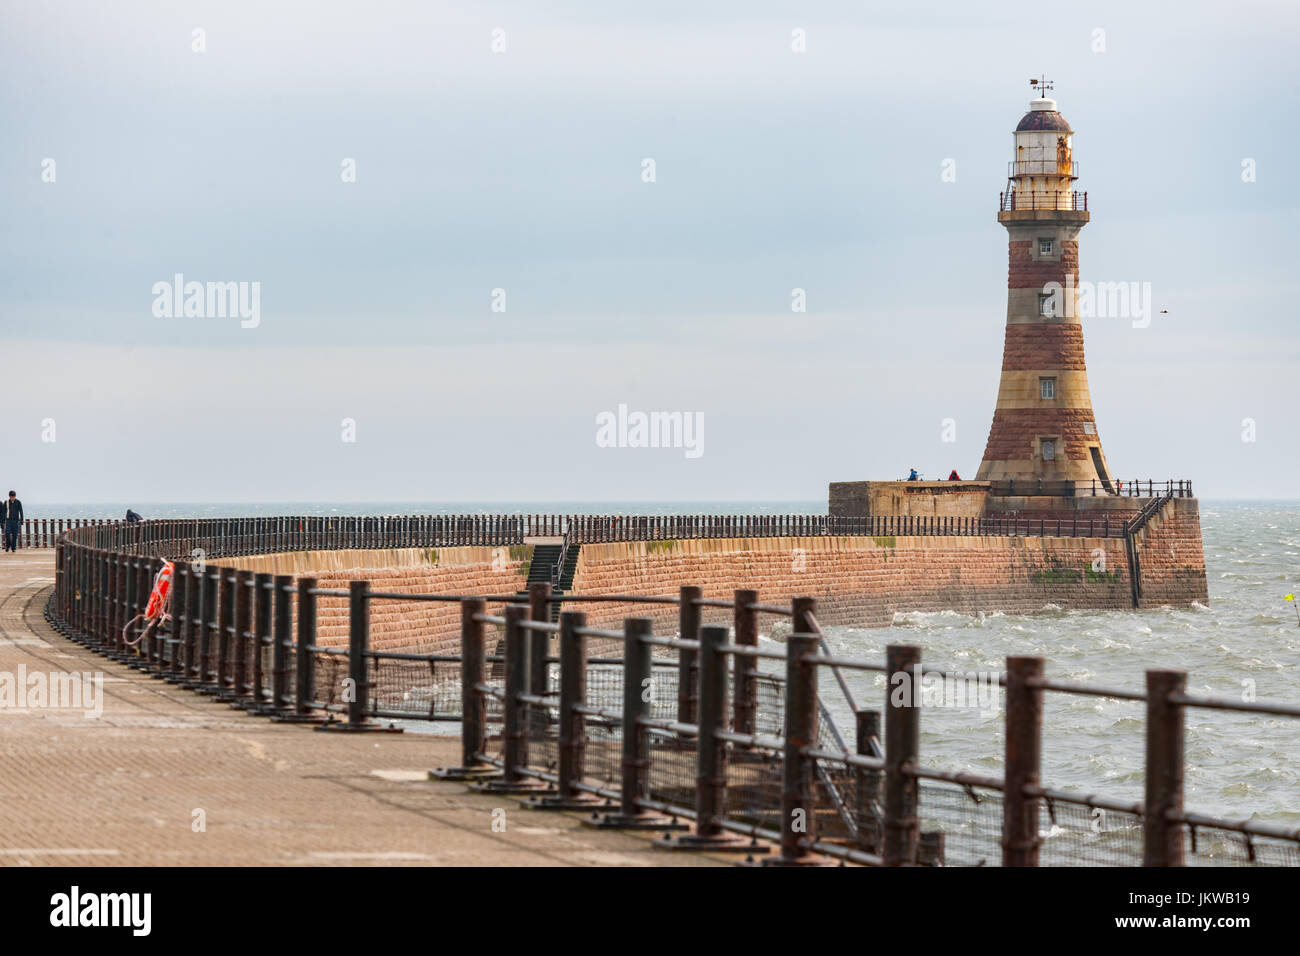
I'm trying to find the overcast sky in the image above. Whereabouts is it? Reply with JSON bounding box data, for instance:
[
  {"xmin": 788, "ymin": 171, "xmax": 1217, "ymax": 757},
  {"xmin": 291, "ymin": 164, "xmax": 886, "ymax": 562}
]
[{"xmin": 2, "ymin": 0, "xmax": 1297, "ymax": 505}]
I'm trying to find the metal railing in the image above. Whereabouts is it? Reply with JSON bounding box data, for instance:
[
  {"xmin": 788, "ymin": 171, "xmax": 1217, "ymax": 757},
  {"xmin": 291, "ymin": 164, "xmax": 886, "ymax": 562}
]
[
  {"xmin": 17, "ymin": 515, "xmax": 531, "ymax": 551},
  {"xmin": 15, "ymin": 485, "xmax": 1197, "ymax": 552},
  {"xmin": 565, "ymin": 513, "xmax": 1138, "ymax": 541},
  {"xmin": 34, "ymin": 512, "xmax": 1182, "ymax": 563},
  {"xmin": 44, "ymin": 520, "xmax": 1297, "ymax": 867},
  {"xmin": 998, "ymin": 189, "xmax": 1087, "ymax": 212},
  {"xmin": 988, "ymin": 478, "xmax": 1193, "ymax": 499},
  {"xmin": 10, "ymin": 517, "xmax": 118, "ymax": 549},
  {"xmin": 436, "ymin": 591, "xmax": 1300, "ymax": 867}
]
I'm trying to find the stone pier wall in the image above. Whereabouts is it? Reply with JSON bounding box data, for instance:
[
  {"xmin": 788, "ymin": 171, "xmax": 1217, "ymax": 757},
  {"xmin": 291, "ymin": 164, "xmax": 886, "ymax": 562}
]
[
  {"xmin": 1131, "ymin": 498, "xmax": 1210, "ymax": 609},
  {"xmin": 213, "ymin": 501, "xmax": 1208, "ymax": 655},
  {"xmin": 218, "ymin": 545, "xmax": 532, "ymax": 653},
  {"xmin": 567, "ymin": 535, "xmax": 1138, "ymax": 640}
]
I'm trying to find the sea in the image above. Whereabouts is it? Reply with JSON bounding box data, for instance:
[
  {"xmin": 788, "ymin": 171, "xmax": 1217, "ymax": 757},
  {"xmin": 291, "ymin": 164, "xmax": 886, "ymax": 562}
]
[{"xmin": 32, "ymin": 499, "xmax": 1300, "ymax": 827}]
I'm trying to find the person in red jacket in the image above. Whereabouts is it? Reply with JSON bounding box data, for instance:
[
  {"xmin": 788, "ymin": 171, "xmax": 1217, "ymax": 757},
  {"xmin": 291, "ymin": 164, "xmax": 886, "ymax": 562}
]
[{"xmin": 948, "ymin": 470, "xmax": 961, "ymax": 481}]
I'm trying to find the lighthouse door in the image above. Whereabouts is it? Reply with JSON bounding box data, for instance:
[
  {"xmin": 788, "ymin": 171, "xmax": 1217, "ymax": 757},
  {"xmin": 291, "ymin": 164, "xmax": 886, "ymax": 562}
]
[{"xmin": 1090, "ymin": 447, "xmax": 1114, "ymax": 494}]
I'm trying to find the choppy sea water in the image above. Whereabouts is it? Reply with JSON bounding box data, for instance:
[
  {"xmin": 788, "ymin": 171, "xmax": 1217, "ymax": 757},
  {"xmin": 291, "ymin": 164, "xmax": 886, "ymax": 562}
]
[
  {"xmin": 798, "ymin": 501, "xmax": 1300, "ymax": 828},
  {"xmin": 38, "ymin": 499, "xmax": 1299, "ymax": 825}
]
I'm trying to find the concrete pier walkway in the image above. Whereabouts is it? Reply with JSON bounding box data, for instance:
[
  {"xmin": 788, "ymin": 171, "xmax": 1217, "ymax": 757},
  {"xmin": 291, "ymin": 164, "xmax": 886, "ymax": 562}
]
[{"xmin": 0, "ymin": 551, "xmax": 719, "ymax": 867}]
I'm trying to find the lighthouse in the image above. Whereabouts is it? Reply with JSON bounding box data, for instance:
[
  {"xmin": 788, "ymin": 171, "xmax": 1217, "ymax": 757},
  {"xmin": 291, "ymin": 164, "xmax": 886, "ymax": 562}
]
[{"xmin": 976, "ymin": 80, "xmax": 1115, "ymax": 493}]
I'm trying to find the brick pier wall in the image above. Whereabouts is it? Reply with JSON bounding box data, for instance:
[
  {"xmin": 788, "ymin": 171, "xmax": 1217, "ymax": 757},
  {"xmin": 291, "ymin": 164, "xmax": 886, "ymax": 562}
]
[
  {"xmin": 214, "ymin": 503, "xmax": 1208, "ymax": 654},
  {"xmin": 218, "ymin": 545, "xmax": 532, "ymax": 653},
  {"xmin": 1132, "ymin": 498, "xmax": 1210, "ymax": 609},
  {"xmin": 569, "ymin": 514, "xmax": 1207, "ymax": 636},
  {"xmin": 569, "ymin": 535, "xmax": 1136, "ymax": 636}
]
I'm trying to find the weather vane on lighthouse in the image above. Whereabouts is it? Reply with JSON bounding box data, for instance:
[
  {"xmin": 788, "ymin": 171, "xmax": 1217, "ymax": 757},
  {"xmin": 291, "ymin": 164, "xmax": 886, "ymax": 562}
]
[{"xmin": 1030, "ymin": 75, "xmax": 1054, "ymax": 96}]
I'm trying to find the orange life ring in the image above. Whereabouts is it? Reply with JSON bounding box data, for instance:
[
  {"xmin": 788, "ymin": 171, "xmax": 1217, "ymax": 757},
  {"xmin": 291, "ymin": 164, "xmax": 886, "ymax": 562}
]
[
  {"xmin": 122, "ymin": 561, "xmax": 174, "ymax": 646},
  {"xmin": 144, "ymin": 561, "xmax": 173, "ymax": 620}
]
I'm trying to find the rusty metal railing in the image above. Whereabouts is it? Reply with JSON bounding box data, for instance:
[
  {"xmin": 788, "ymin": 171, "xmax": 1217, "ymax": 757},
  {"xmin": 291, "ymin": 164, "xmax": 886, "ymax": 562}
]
[
  {"xmin": 999, "ymin": 189, "xmax": 1087, "ymax": 212},
  {"xmin": 988, "ymin": 478, "xmax": 1194, "ymax": 499},
  {"xmin": 47, "ymin": 516, "xmax": 1294, "ymax": 869},
  {"xmin": 427, "ymin": 589, "xmax": 1300, "ymax": 867}
]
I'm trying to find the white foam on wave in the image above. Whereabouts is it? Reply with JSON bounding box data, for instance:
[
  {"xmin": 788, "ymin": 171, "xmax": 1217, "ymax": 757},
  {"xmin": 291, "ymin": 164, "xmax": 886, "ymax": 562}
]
[{"xmin": 890, "ymin": 608, "xmax": 974, "ymax": 628}]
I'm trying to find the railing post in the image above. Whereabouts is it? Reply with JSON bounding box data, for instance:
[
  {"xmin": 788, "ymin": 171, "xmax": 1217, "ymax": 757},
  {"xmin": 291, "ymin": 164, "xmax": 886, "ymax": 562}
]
[
  {"xmin": 213, "ymin": 567, "xmax": 236, "ymax": 698},
  {"xmin": 122, "ymin": 555, "xmax": 139, "ymax": 664},
  {"xmin": 1002, "ymin": 656, "xmax": 1044, "ymax": 866},
  {"xmin": 504, "ymin": 603, "xmax": 528, "ymax": 777},
  {"xmin": 344, "ymin": 580, "xmax": 370, "ymax": 729},
  {"xmin": 528, "ymin": 581, "xmax": 552, "ymax": 738},
  {"xmin": 231, "ymin": 570, "xmax": 253, "ymax": 703},
  {"xmin": 661, "ymin": 623, "xmax": 759, "ymax": 852},
  {"xmin": 288, "ymin": 575, "xmax": 318, "ymax": 720},
  {"xmin": 101, "ymin": 554, "xmax": 119, "ymax": 658},
  {"xmin": 524, "ymin": 610, "xmax": 603, "ymax": 808},
  {"xmin": 81, "ymin": 546, "xmax": 93, "ymax": 641},
  {"xmin": 732, "ymin": 588, "xmax": 757, "ymax": 739},
  {"xmin": 556, "ymin": 609, "xmax": 589, "ymax": 802},
  {"xmin": 474, "ymin": 604, "xmax": 544, "ymax": 791},
  {"xmin": 165, "ymin": 561, "xmax": 188, "ymax": 678},
  {"xmin": 199, "ymin": 563, "xmax": 219, "ymax": 690},
  {"xmin": 96, "ymin": 549, "xmax": 110, "ymax": 647},
  {"xmin": 268, "ymin": 574, "xmax": 293, "ymax": 716},
  {"xmin": 433, "ymin": 598, "xmax": 498, "ymax": 780},
  {"xmin": 769, "ymin": 629, "xmax": 821, "ymax": 865},
  {"xmin": 676, "ymin": 585, "xmax": 701, "ymax": 725},
  {"xmin": 620, "ymin": 617, "xmax": 652, "ymax": 816},
  {"xmin": 855, "ymin": 710, "xmax": 883, "ymax": 854},
  {"xmin": 175, "ymin": 562, "xmax": 200, "ymax": 683},
  {"xmin": 77, "ymin": 548, "xmax": 91, "ymax": 643},
  {"xmin": 883, "ymin": 644, "xmax": 921, "ymax": 866},
  {"xmin": 145, "ymin": 557, "xmax": 165, "ymax": 670},
  {"xmin": 585, "ymin": 617, "xmax": 685, "ymax": 830},
  {"xmin": 108, "ymin": 552, "xmax": 125, "ymax": 657},
  {"xmin": 1144, "ymin": 669, "xmax": 1186, "ymax": 866},
  {"xmin": 71, "ymin": 546, "xmax": 83, "ymax": 642},
  {"xmin": 243, "ymin": 572, "xmax": 272, "ymax": 709},
  {"xmin": 185, "ymin": 563, "xmax": 209, "ymax": 688}
]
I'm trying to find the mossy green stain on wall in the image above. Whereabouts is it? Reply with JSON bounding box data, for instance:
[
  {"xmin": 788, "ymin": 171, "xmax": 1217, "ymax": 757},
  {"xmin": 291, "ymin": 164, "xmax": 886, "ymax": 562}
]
[
  {"xmin": 1030, "ymin": 564, "xmax": 1123, "ymax": 585},
  {"xmin": 1085, "ymin": 567, "xmax": 1121, "ymax": 584},
  {"xmin": 1033, "ymin": 567, "xmax": 1082, "ymax": 585},
  {"xmin": 645, "ymin": 539, "xmax": 679, "ymax": 555}
]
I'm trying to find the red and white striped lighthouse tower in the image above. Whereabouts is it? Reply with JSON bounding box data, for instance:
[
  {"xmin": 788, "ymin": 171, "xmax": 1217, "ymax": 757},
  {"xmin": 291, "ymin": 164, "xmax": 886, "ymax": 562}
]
[{"xmin": 976, "ymin": 80, "xmax": 1115, "ymax": 492}]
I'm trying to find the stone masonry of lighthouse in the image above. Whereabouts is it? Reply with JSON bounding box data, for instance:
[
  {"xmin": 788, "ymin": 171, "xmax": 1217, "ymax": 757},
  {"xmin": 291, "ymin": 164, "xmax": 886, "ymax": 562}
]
[{"xmin": 976, "ymin": 95, "xmax": 1113, "ymax": 488}]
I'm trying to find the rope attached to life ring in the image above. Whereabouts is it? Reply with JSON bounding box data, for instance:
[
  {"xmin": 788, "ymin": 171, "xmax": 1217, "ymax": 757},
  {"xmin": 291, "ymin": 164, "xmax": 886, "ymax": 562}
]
[{"xmin": 122, "ymin": 560, "xmax": 174, "ymax": 647}]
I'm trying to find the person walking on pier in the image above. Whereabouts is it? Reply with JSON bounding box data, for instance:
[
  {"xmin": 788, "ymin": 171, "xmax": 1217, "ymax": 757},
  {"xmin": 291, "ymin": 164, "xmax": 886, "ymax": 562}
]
[{"xmin": 2, "ymin": 491, "xmax": 23, "ymax": 552}]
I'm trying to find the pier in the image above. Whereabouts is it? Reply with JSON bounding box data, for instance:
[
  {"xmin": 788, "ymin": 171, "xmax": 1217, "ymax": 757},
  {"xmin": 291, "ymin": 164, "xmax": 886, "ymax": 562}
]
[
  {"xmin": 26, "ymin": 515, "xmax": 1298, "ymax": 866},
  {"xmin": 0, "ymin": 549, "xmax": 720, "ymax": 866}
]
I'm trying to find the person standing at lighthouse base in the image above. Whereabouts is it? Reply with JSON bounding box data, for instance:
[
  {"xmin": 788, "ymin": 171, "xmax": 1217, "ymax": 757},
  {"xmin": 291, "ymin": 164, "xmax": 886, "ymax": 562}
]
[{"xmin": 2, "ymin": 491, "xmax": 23, "ymax": 552}]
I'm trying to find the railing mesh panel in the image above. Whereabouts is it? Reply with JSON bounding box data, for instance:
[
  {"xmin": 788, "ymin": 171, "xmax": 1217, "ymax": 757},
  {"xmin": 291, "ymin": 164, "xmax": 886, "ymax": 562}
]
[{"xmin": 369, "ymin": 656, "xmax": 463, "ymax": 719}]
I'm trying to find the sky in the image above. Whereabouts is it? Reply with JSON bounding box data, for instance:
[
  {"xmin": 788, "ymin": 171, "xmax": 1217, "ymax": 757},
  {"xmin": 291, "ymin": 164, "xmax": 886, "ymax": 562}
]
[{"xmin": 1, "ymin": 0, "xmax": 1297, "ymax": 504}]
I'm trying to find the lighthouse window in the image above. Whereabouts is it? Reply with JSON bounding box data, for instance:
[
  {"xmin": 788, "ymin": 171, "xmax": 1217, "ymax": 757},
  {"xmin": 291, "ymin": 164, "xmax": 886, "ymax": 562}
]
[
  {"xmin": 1041, "ymin": 440, "xmax": 1056, "ymax": 461},
  {"xmin": 1039, "ymin": 293, "xmax": 1057, "ymax": 317},
  {"xmin": 1040, "ymin": 377, "xmax": 1056, "ymax": 400},
  {"xmin": 1038, "ymin": 238, "xmax": 1054, "ymax": 255}
]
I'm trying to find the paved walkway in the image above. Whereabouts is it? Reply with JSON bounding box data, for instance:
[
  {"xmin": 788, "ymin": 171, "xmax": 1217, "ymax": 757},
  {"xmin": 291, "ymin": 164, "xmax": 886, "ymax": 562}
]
[{"xmin": 0, "ymin": 551, "xmax": 721, "ymax": 866}]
